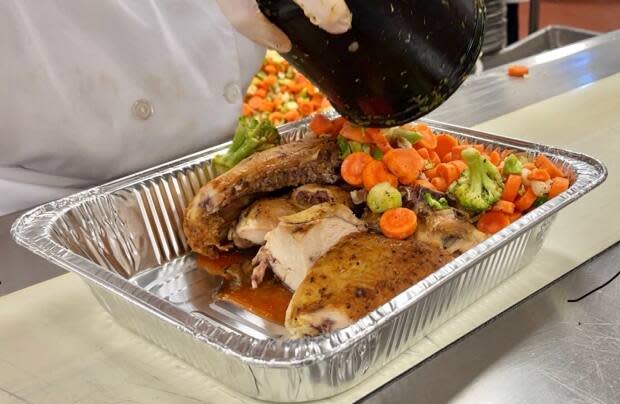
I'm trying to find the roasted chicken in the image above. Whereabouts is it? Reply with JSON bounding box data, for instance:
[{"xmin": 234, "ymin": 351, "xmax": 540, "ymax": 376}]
[
  {"xmin": 230, "ymin": 197, "xmax": 298, "ymax": 248},
  {"xmin": 184, "ymin": 137, "xmax": 340, "ymax": 256},
  {"xmin": 251, "ymin": 203, "xmax": 365, "ymax": 289},
  {"xmin": 285, "ymin": 232, "xmax": 452, "ymax": 337}
]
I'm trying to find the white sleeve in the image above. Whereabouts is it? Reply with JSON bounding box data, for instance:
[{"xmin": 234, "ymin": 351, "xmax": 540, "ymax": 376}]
[{"xmin": 0, "ymin": 0, "xmax": 264, "ymax": 214}]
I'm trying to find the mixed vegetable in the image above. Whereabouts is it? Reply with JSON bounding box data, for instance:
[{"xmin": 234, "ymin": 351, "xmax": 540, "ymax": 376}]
[
  {"xmin": 243, "ymin": 51, "xmax": 330, "ymax": 125},
  {"xmin": 310, "ymin": 113, "xmax": 571, "ymax": 239}
]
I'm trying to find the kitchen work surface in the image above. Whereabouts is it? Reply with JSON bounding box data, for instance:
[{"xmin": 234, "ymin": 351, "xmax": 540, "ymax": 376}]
[{"xmin": 1, "ymin": 71, "xmax": 620, "ymax": 403}]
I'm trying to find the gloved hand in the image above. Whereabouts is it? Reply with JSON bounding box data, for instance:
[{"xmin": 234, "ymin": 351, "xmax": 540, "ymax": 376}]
[{"xmin": 216, "ymin": 0, "xmax": 352, "ymax": 53}]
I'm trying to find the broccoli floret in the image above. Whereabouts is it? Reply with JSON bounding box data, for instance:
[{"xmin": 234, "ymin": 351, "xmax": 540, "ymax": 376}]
[
  {"xmin": 502, "ymin": 154, "xmax": 524, "ymax": 175},
  {"xmin": 212, "ymin": 117, "xmax": 280, "ymax": 175},
  {"xmin": 424, "ymin": 193, "xmax": 449, "ymax": 210},
  {"xmin": 448, "ymin": 148, "xmax": 504, "ymax": 212},
  {"xmin": 388, "ymin": 128, "xmax": 423, "ymax": 145}
]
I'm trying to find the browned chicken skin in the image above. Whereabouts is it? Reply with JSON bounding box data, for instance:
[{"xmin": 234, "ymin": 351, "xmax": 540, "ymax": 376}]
[
  {"xmin": 285, "ymin": 232, "xmax": 452, "ymax": 337},
  {"xmin": 183, "ymin": 138, "xmax": 340, "ymax": 257}
]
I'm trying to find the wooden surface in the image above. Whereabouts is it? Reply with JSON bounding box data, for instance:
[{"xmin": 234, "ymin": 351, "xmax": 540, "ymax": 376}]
[{"xmin": 1, "ymin": 74, "xmax": 619, "ymax": 404}]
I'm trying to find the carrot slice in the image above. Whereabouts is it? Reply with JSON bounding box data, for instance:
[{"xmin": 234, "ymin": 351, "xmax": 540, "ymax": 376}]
[
  {"xmin": 477, "ymin": 211, "xmax": 511, "ymax": 234},
  {"xmin": 450, "ymin": 160, "xmax": 468, "ymax": 175},
  {"xmin": 436, "ymin": 163, "xmax": 460, "ymax": 185},
  {"xmin": 489, "ymin": 150, "xmax": 501, "ymax": 166},
  {"xmin": 429, "ymin": 150, "xmax": 441, "ymax": 166},
  {"xmin": 284, "ymin": 110, "xmax": 300, "ymax": 122},
  {"xmin": 549, "ymin": 177, "xmax": 570, "ymax": 198},
  {"xmin": 415, "ymin": 179, "xmax": 437, "ymax": 191},
  {"xmin": 435, "ymin": 133, "xmax": 459, "ymax": 161},
  {"xmin": 441, "ymin": 152, "xmax": 453, "ymax": 163},
  {"xmin": 508, "ymin": 212, "xmax": 522, "ymax": 222},
  {"xmin": 367, "ymin": 128, "xmax": 393, "ymax": 152},
  {"xmin": 417, "ymin": 148, "xmax": 431, "ymax": 160},
  {"xmin": 431, "ymin": 176, "xmax": 448, "ymax": 192},
  {"xmin": 492, "ymin": 200, "xmax": 516, "ymax": 215},
  {"xmin": 508, "ymin": 65, "xmax": 529, "ymax": 77},
  {"xmin": 411, "ymin": 123, "xmax": 438, "ymax": 150},
  {"xmin": 248, "ymin": 96, "xmax": 262, "ymax": 110},
  {"xmin": 425, "ymin": 166, "xmax": 439, "ymax": 179},
  {"xmin": 340, "ymin": 122, "xmax": 372, "ymax": 143},
  {"xmin": 242, "ymin": 103, "xmax": 253, "ymax": 116},
  {"xmin": 309, "ymin": 114, "xmax": 334, "ymax": 135},
  {"xmin": 330, "ymin": 117, "xmax": 346, "ymax": 135},
  {"xmin": 269, "ymin": 111, "xmax": 283, "ymax": 122},
  {"xmin": 515, "ymin": 187, "xmax": 537, "ymax": 211},
  {"xmin": 383, "ymin": 148, "xmax": 425, "ymax": 185},
  {"xmin": 523, "ymin": 162, "xmax": 536, "ymax": 170},
  {"xmin": 502, "ymin": 174, "xmax": 522, "ymax": 202},
  {"xmin": 528, "ymin": 168, "xmax": 551, "ymax": 182},
  {"xmin": 340, "ymin": 152, "xmax": 373, "ymax": 186},
  {"xmin": 362, "ymin": 160, "xmax": 398, "ymax": 191},
  {"xmin": 535, "ymin": 154, "xmax": 564, "ymax": 178},
  {"xmin": 380, "ymin": 208, "xmax": 418, "ymax": 240}
]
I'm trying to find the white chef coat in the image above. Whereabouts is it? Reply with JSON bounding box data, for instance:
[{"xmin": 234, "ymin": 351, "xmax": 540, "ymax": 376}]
[{"xmin": 0, "ymin": 0, "xmax": 265, "ymax": 215}]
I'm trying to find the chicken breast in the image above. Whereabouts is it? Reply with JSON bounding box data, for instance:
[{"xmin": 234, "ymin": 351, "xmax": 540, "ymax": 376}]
[
  {"xmin": 184, "ymin": 138, "xmax": 340, "ymax": 257},
  {"xmin": 230, "ymin": 197, "xmax": 298, "ymax": 248},
  {"xmin": 285, "ymin": 232, "xmax": 452, "ymax": 337},
  {"xmin": 251, "ymin": 203, "xmax": 365, "ymax": 289}
]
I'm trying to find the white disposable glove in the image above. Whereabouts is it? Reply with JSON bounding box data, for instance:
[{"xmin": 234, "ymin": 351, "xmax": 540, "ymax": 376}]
[{"xmin": 216, "ymin": 0, "xmax": 352, "ymax": 53}]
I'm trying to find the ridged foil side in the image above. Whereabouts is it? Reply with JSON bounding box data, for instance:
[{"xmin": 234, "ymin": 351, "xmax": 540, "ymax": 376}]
[{"xmin": 11, "ymin": 116, "xmax": 607, "ymax": 401}]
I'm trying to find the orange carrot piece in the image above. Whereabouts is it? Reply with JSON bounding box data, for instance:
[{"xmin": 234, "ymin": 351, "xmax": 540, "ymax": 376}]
[
  {"xmin": 284, "ymin": 109, "xmax": 300, "ymax": 122},
  {"xmin": 492, "ymin": 200, "xmax": 516, "ymax": 215},
  {"xmin": 269, "ymin": 111, "xmax": 283, "ymax": 122},
  {"xmin": 242, "ymin": 103, "xmax": 253, "ymax": 116},
  {"xmin": 528, "ymin": 168, "xmax": 551, "ymax": 182},
  {"xmin": 362, "ymin": 160, "xmax": 398, "ymax": 191},
  {"xmin": 255, "ymin": 88, "xmax": 267, "ymax": 98},
  {"xmin": 247, "ymin": 96, "xmax": 262, "ymax": 110},
  {"xmin": 450, "ymin": 160, "xmax": 468, "ymax": 175},
  {"xmin": 410, "ymin": 123, "xmax": 438, "ymax": 150},
  {"xmin": 415, "ymin": 179, "xmax": 437, "ymax": 191},
  {"xmin": 535, "ymin": 155, "xmax": 564, "ymax": 178},
  {"xmin": 309, "ymin": 114, "xmax": 334, "ymax": 135},
  {"xmin": 523, "ymin": 162, "xmax": 536, "ymax": 170},
  {"xmin": 258, "ymin": 99, "xmax": 274, "ymax": 113},
  {"xmin": 502, "ymin": 174, "xmax": 522, "ymax": 202},
  {"xmin": 383, "ymin": 148, "xmax": 425, "ymax": 185},
  {"xmin": 515, "ymin": 187, "xmax": 537, "ymax": 212},
  {"xmin": 508, "ymin": 65, "xmax": 529, "ymax": 77},
  {"xmin": 436, "ymin": 163, "xmax": 460, "ymax": 185},
  {"xmin": 380, "ymin": 208, "xmax": 418, "ymax": 240},
  {"xmin": 417, "ymin": 148, "xmax": 431, "ymax": 160},
  {"xmin": 263, "ymin": 64, "xmax": 277, "ymax": 74},
  {"xmin": 263, "ymin": 74, "xmax": 277, "ymax": 86},
  {"xmin": 441, "ymin": 152, "xmax": 453, "ymax": 163},
  {"xmin": 298, "ymin": 101, "xmax": 313, "ymax": 116},
  {"xmin": 477, "ymin": 211, "xmax": 511, "ymax": 234},
  {"xmin": 429, "ymin": 150, "xmax": 441, "ymax": 166},
  {"xmin": 340, "ymin": 122, "xmax": 372, "ymax": 143},
  {"xmin": 425, "ymin": 166, "xmax": 439, "ymax": 179},
  {"xmin": 508, "ymin": 212, "xmax": 522, "ymax": 223},
  {"xmin": 340, "ymin": 152, "xmax": 373, "ymax": 187},
  {"xmin": 431, "ymin": 176, "xmax": 448, "ymax": 192},
  {"xmin": 435, "ymin": 133, "xmax": 459, "ymax": 161},
  {"xmin": 330, "ymin": 117, "xmax": 346, "ymax": 135},
  {"xmin": 367, "ymin": 128, "xmax": 393, "ymax": 152},
  {"xmin": 549, "ymin": 177, "xmax": 570, "ymax": 198},
  {"xmin": 489, "ymin": 150, "xmax": 501, "ymax": 166}
]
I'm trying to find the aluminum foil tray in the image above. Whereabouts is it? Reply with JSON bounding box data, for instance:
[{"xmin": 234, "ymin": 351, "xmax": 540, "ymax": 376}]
[{"xmin": 12, "ymin": 118, "xmax": 606, "ymax": 402}]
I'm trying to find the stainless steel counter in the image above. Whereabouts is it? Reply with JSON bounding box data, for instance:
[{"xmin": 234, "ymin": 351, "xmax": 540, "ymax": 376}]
[{"xmin": 2, "ymin": 29, "xmax": 620, "ymax": 404}]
